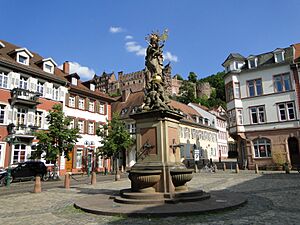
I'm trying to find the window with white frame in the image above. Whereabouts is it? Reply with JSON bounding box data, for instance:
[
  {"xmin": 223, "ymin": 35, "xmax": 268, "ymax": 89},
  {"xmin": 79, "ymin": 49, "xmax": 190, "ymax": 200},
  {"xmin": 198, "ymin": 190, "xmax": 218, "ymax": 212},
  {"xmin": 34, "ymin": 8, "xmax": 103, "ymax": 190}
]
[
  {"xmin": 35, "ymin": 111, "xmax": 43, "ymax": 127},
  {"xmin": 99, "ymin": 102, "xmax": 105, "ymax": 114},
  {"xmin": 19, "ymin": 77, "xmax": 28, "ymax": 89},
  {"xmin": 225, "ymin": 82, "xmax": 234, "ymax": 101},
  {"xmin": 52, "ymin": 87, "xmax": 59, "ymax": 101},
  {"xmin": 89, "ymin": 101, "xmax": 95, "ymax": 112},
  {"xmin": 13, "ymin": 144, "xmax": 27, "ymax": 163},
  {"xmin": 37, "ymin": 82, "xmax": 44, "ymax": 95},
  {"xmin": 228, "ymin": 110, "xmax": 236, "ymax": 127},
  {"xmin": 76, "ymin": 149, "xmax": 83, "ymax": 168},
  {"xmin": 250, "ymin": 106, "xmax": 265, "ymax": 124},
  {"xmin": 78, "ymin": 120, "xmax": 84, "ymax": 133},
  {"xmin": 69, "ymin": 96, "xmax": 75, "ymax": 107},
  {"xmin": 277, "ymin": 102, "xmax": 296, "ymax": 121},
  {"xmin": 71, "ymin": 77, "xmax": 78, "ymax": 86},
  {"xmin": 18, "ymin": 55, "xmax": 29, "ymax": 65},
  {"xmin": 69, "ymin": 119, "xmax": 74, "ymax": 129},
  {"xmin": 0, "ymin": 72, "xmax": 8, "ymax": 88},
  {"xmin": 248, "ymin": 58, "xmax": 257, "ymax": 68},
  {"xmin": 237, "ymin": 109, "xmax": 243, "ymax": 125},
  {"xmin": 78, "ymin": 98, "xmax": 85, "ymax": 109},
  {"xmin": 274, "ymin": 51, "xmax": 284, "ymax": 63},
  {"xmin": 234, "ymin": 82, "xmax": 240, "ymax": 98},
  {"xmin": 0, "ymin": 105, "xmax": 5, "ymax": 124},
  {"xmin": 274, "ymin": 73, "xmax": 291, "ymax": 92},
  {"xmin": 253, "ymin": 138, "xmax": 271, "ymax": 158},
  {"xmin": 247, "ymin": 79, "xmax": 262, "ymax": 97},
  {"xmin": 0, "ymin": 143, "xmax": 4, "ymax": 167},
  {"xmin": 88, "ymin": 122, "xmax": 94, "ymax": 134},
  {"xmin": 90, "ymin": 84, "xmax": 95, "ymax": 91},
  {"xmin": 44, "ymin": 64, "xmax": 53, "ymax": 73},
  {"xmin": 17, "ymin": 108, "xmax": 27, "ymax": 125}
]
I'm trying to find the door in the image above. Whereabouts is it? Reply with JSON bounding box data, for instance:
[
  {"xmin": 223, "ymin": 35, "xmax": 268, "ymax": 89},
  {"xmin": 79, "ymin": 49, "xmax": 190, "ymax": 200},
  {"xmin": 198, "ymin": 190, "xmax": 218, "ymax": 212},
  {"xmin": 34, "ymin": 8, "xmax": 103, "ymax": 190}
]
[{"xmin": 288, "ymin": 137, "xmax": 300, "ymax": 166}]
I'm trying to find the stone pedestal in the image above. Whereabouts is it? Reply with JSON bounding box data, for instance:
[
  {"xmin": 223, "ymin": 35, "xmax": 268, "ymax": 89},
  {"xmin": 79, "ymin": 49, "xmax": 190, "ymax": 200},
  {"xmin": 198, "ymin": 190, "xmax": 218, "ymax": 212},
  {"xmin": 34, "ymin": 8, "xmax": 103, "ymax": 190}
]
[{"xmin": 129, "ymin": 110, "xmax": 191, "ymax": 195}]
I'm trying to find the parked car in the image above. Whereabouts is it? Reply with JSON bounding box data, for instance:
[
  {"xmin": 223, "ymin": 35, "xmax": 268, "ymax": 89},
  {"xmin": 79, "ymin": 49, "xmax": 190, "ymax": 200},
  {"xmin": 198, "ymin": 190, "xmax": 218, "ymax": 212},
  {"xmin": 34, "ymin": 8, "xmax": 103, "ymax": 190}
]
[{"xmin": 4, "ymin": 161, "xmax": 48, "ymax": 183}]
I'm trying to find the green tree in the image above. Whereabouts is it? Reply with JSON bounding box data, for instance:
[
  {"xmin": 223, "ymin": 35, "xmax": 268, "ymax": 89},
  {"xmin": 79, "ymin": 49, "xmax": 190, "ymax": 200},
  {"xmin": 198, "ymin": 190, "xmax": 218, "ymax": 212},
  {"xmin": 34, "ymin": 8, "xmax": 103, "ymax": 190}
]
[
  {"xmin": 31, "ymin": 104, "xmax": 80, "ymax": 178},
  {"xmin": 178, "ymin": 80, "xmax": 196, "ymax": 104},
  {"xmin": 173, "ymin": 74, "xmax": 184, "ymax": 80},
  {"xmin": 188, "ymin": 72, "xmax": 197, "ymax": 83},
  {"xmin": 96, "ymin": 112, "xmax": 133, "ymax": 180}
]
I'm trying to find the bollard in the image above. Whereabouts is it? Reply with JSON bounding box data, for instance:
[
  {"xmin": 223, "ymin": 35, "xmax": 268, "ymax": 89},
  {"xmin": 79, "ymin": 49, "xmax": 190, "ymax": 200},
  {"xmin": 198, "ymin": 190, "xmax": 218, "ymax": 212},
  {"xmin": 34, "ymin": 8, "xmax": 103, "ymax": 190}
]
[
  {"xmin": 284, "ymin": 163, "xmax": 290, "ymax": 174},
  {"xmin": 255, "ymin": 164, "xmax": 259, "ymax": 174},
  {"xmin": 121, "ymin": 165, "xmax": 124, "ymax": 173},
  {"xmin": 235, "ymin": 163, "xmax": 239, "ymax": 173},
  {"xmin": 115, "ymin": 170, "xmax": 121, "ymax": 181},
  {"xmin": 223, "ymin": 163, "xmax": 226, "ymax": 171},
  {"xmin": 33, "ymin": 176, "xmax": 41, "ymax": 193},
  {"xmin": 64, "ymin": 173, "xmax": 70, "ymax": 189},
  {"xmin": 91, "ymin": 172, "xmax": 97, "ymax": 185}
]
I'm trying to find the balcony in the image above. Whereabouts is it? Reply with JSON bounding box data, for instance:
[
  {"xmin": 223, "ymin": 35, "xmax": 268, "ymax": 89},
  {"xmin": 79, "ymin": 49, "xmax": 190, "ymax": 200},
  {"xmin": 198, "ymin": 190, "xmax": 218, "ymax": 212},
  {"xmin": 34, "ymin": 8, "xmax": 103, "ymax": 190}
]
[
  {"xmin": 11, "ymin": 88, "xmax": 40, "ymax": 107},
  {"xmin": 7, "ymin": 123, "xmax": 38, "ymax": 138}
]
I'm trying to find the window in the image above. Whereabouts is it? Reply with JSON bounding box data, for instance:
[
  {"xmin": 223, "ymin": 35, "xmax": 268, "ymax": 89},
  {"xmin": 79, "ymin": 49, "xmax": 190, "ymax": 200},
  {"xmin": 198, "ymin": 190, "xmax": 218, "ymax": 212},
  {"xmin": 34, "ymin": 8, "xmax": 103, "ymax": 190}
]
[
  {"xmin": 78, "ymin": 98, "xmax": 85, "ymax": 110},
  {"xmin": 248, "ymin": 58, "xmax": 257, "ymax": 68},
  {"xmin": 274, "ymin": 73, "xmax": 291, "ymax": 92},
  {"xmin": 89, "ymin": 101, "xmax": 95, "ymax": 112},
  {"xmin": 237, "ymin": 109, "xmax": 243, "ymax": 125},
  {"xmin": 13, "ymin": 144, "xmax": 26, "ymax": 163},
  {"xmin": 234, "ymin": 61, "xmax": 239, "ymax": 70},
  {"xmin": 18, "ymin": 55, "xmax": 28, "ymax": 65},
  {"xmin": 69, "ymin": 96, "xmax": 75, "ymax": 108},
  {"xmin": 52, "ymin": 87, "xmax": 59, "ymax": 101},
  {"xmin": 37, "ymin": 82, "xmax": 44, "ymax": 95},
  {"xmin": 76, "ymin": 149, "xmax": 83, "ymax": 168},
  {"xmin": 0, "ymin": 105, "xmax": 5, "ymax": 124},
  {"xmin": 247, "ymin": 79, "xmax": 262, "ymax": 97},
  {"xmin": 225, "ymin": 82, "xmax": 234, "ymax": 101},
  {"xmin": 78, "ymin": 120, "xmax": 84, "ymax": 133},
  {"xmin": 127, "ymin": 123, "xmax": 136, "ymax": 134},
  {"xmin": 277, "ymin": 102, "xmax": 296, "ymax": 121},
  {"xmin": 71, "ymin": 77, "xmax": 78, "ymax": 86},
  {"xmin": 184, "ymin": 128, "xmax": 190, "ymax": 139},
  {"xmin": 228, "ymin": 110, "xmax": 236, "ymax": 127},
  {"xmin": 17, "ymin": 108, "xmax": 27, "ymax": 125},
  {"xmin": 234, "ymin": 82, "xmax": 240, "ymax": 98},
  {"xmin": 250, "ymin": 106, "xmax": 265, "ymax": 124},
  {"xmin": 253, "ymin": 138, "xmax": 271, "ymax": 158},
  {"xmin": 90, "ymin": 84, "xmax": 95, "ymax": 91},
  {"xmin": 99, "ymin": 102, "xmax": 105, "ymax": 114},
  {"xmin": 35, "ymin": 111, "xmax": 43, "ymax": 127},
  {"xmin": 88, "ymin": 122, "xmax": 94, "ymax": 134},
  {"xmin": 19, "ymin": 77, "xmax": 28, "ymax": 89},
  {"xmin": 69, "ymin": 119, "xmax": 74, "ymax": 129},
  {"xmin": 0, "ymin": 72, "xmax": 8, "ymax": 88},
  {"xmin": 44, "ymin": 64, "xmax": 53, "ymax": 73},
  {"xmin": 274, "ymin": 51, "xmax": 284, "ymax": 63}
]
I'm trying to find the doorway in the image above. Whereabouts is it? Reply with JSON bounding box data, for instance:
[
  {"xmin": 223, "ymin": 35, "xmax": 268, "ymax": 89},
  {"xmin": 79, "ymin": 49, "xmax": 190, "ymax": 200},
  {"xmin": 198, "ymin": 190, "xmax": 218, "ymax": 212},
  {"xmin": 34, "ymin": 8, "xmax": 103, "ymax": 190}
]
[{"xmin": 288, "ymin": 137, "xmax": 300, "ymax": 166}]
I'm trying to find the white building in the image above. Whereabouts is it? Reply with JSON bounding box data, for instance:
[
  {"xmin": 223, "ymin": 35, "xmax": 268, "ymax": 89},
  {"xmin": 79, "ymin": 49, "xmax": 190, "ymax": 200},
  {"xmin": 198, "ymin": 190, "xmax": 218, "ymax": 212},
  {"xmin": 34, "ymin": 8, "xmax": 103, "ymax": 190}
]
[{"xmin": 222, "ymin": 45, "xmax": 300, "ymax": 169}]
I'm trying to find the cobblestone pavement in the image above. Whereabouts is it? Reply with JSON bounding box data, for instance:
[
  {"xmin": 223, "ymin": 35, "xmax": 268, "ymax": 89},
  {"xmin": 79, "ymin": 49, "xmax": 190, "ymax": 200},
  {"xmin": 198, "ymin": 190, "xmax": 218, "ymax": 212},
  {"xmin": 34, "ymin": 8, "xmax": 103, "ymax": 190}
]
[{"xmin": 1, "ymin": 170, "xmax": 300, "ymax": 225}]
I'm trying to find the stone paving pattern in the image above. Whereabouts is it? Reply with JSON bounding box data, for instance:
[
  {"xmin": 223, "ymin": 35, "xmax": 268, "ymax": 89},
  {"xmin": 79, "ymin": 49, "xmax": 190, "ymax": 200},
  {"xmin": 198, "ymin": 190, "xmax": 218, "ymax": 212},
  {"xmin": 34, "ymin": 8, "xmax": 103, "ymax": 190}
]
[{"xmin": 1, "ymin": 170, "xmax": 300, "ymax": 225}]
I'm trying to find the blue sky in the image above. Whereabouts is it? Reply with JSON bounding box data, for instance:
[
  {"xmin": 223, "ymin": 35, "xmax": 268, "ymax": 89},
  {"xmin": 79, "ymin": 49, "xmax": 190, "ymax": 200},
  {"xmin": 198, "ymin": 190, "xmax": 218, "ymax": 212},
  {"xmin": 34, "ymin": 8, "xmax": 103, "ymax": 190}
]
[{"xmin": 1, "ymin": 0, "xmax": 299, "ymax": 80}]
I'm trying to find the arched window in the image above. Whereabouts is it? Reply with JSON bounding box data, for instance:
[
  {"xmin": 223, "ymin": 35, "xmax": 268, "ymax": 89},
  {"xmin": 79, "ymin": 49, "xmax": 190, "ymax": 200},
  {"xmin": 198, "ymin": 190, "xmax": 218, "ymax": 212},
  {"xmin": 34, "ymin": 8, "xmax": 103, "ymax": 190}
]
[{"xmin": 253, "ymin": 138, "xmax": 271, "ymax": 158}]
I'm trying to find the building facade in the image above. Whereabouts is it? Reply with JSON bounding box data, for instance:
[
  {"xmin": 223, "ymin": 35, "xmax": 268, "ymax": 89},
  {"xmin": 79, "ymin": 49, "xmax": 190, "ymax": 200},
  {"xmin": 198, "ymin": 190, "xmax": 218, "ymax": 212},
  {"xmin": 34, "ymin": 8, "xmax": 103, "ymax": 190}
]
[{"xmin": 223, "ymin": 45, "xmax": 300, "ymax": 169}]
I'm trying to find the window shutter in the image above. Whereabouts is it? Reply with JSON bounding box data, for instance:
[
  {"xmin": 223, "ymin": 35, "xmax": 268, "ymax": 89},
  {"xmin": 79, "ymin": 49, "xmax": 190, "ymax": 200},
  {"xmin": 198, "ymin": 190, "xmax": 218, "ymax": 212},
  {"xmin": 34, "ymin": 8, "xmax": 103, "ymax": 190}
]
[
  {"xmin": 65, "ymin": 93, "xmax": 70, "ymax": 107},
  {"xmin": 104, "ymin": 103, "xmax": 107, "ymax": 115},
  {"xmin": 94, "ymin": 122, "xmax": 99, "ymax": 134},
  {"xmin": 75, "ymin": 96, "xmax": 79, "ymax": 108},
  {"xmin": 85, "ymin": 120, "xmax": 89, "ymax": 134},
  {"xmin": 85, "ymin": 98, "xmax": 90, "ymax": 111},
  {"xmin": 27, "ymin": 112, "xmax": 34, "ymax": 125},
  {"xmin": 74, "ymin": 118, "xmax": 79, "ymax": 129},
  {"xmin": 95, "ymin": 101, "xmax": 100, "ymax": 113},
  {"xmin": 7, "ymin": 109, "xmax": 13, "ymax": 122}
]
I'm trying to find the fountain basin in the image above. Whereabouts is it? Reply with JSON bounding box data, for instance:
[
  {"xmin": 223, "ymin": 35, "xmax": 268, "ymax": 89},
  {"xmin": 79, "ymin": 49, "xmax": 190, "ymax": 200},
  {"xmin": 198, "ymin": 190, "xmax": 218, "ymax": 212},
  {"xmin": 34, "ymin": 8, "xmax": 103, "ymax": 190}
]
[
  {"xmin": 129, "ymin": 170, "xmax": 161, "ymax": 193},
  {"xmin": 170, "ymin": 168, "xmax": 194, "ymax": 192}
]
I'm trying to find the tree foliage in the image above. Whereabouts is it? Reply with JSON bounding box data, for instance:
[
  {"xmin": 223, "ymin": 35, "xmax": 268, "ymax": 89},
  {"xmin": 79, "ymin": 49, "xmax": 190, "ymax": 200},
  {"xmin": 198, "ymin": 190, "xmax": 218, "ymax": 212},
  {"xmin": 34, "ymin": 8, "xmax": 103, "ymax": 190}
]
[
  {"xmin": 188, "ymin": 72, "xmax": 197, "ymax": 83},
  {"xmin": 178, "ymin": 80, "xmax": 196, "ymax": 104},
  {"xmin": 173, "ymin": 74, "xmax": 184, "ymax": 80},
  {"xmin": 31, "ymin": 104, "xmax": 80, "ymax": 163},
  {"xmin": 96, "ymin": 113, "xmax": 133, "ymax": 161}
]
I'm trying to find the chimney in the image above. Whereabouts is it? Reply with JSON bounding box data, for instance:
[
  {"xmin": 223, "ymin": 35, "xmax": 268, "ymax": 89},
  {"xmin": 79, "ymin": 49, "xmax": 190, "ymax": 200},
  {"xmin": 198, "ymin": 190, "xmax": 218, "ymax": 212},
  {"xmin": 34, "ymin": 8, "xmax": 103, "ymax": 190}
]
[
  {"xmin": 63, "ymin": 61, "xmax": 70, "ymax": 74},
  {"xmin": 121, "ymin": 88, "xmax": 131, "ymax": 102}
]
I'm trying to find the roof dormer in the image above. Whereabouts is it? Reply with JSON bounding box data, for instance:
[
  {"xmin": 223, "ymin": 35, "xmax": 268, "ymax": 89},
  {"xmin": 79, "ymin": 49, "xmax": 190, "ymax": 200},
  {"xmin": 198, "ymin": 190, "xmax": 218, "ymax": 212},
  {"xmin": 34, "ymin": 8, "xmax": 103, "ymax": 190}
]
[
  {"xmin": 222, "ymin": 53, "xmax": 245, "ymax": 73},
  {"xmin": 247, "ymin": 55, "xmax": 258, "ymax": 69},
  {"xmin": 273, "ymin": 48, "xmax": 285, "ymax": 63},
  {"xmin": 36, "ymin": 58, "xmax": 57, "ymax": 74},
  {"xmin": 9, "ymin": 48, "xmax": 33, "ymax": 66},
  {"xmin": 90, "ymin": 83, "xmax": 95, "ymax": 91},
  {"xmin": 65, "ymin": 73, "xmax": 80, "ymax": 86}
]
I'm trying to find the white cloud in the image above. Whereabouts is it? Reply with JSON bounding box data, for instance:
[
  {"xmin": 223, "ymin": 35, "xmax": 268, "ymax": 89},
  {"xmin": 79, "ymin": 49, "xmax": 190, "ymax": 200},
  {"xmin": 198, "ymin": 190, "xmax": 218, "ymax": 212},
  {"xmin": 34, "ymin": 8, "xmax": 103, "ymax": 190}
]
[
  {"xmin": 109, "ymin": 26, "xmax": 124, "ymax": 33},
  {"xmin": 164, "ymin": 51, "xmax": 178, "ymax": 62},
  {"xmin": 125, "ymin": 35, "xmax": 133, "ymax": 40},
  {"xmin": 59, "ymin": 61, "xmax": 95, "ymax": 81},
  {"xmin": 125, "ymin": 41, "xmax": 146, "ymax": 56}
]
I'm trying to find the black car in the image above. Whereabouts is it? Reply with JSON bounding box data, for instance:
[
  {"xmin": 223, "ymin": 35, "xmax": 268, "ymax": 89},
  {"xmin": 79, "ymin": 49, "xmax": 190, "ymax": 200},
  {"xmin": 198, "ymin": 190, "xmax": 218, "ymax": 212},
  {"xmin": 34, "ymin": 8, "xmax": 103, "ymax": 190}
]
[{"xmin": 4, "ymin": 161, "xmax": 48, "ymax": 184}]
